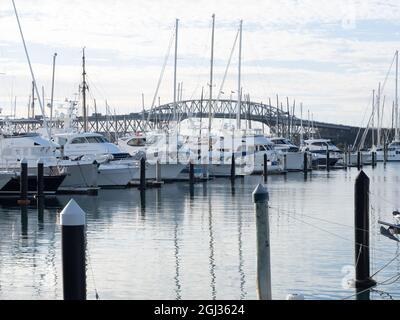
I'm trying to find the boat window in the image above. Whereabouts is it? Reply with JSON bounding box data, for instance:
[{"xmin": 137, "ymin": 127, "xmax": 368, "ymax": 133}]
[
  {"xmin": 311, "ymin": 142, "xmax": 325, "ymax": 146},
  {"xmin": 86, "ymin": 136, "xmax": 105, "ymax": 143},
  {"xmin": 71, "ymin": 137, "xmax": 88, "ymax": 144},
  {"xmin": 127, "ymin": 137, "xmax": 146, "ymax": 147}
]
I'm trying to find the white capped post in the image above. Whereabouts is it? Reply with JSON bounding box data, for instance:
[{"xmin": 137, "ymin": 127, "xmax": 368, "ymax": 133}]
[
  {"xmin": 252, "ymin": 183, "xmax": 272, "ymax": 300},
  {"xmin": 60, "ymin": 199, "xmax": 86, "ymax": 226},
  {"xmin": 60, "ymin": 199, "xmax": 86, "ymax": 300}
]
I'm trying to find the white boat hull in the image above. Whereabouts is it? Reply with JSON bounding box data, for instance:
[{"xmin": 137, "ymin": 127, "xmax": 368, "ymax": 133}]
[
  {"xmin": 131, "ymin": 163, "xmax": 186, "ymax": 181},
  {"xmin": 208, "ymin": 163, "xmax": 232, "ymax": 177},
  {"xmin": 349, "ymin": 152, "xmax": 372, "ymax": 166},
  {"xmin": 98, "ymin": 163, "xmax": 139, "ymax": 187}
]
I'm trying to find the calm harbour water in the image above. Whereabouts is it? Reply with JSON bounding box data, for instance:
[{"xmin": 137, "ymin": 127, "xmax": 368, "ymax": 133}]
[{"xmin": 1, "ymin": 163, "xmax": 400, "ymax": 300}]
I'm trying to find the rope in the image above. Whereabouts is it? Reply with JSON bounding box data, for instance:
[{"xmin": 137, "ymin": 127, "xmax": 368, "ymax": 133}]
[
  {"xmin": 269, "ymin": 205, "xmax": 371, "ymax": 233},
  {"xmin": 342, "ymin": 286, "xmax": 374, "ymax": 300},
  {"xmin": 371, "ymin": 251, "xmax": 400, "ymax": 278},
  {"xmin": 268, "ymin": 206, "xmax": 394, "ymax": 255},
  {"xmin": 86, "ymin": 243, "xmax": 100, "ymax": 300},
  {"xmin": 378, "ymin": 273, "xmax": 400, "ymax": 286},
  {"xmin": 369, "ymin": 191, "xmax": 398, "ymax": 209}
]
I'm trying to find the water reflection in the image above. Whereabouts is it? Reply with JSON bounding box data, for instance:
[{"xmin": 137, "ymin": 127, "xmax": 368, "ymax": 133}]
[
  {"xmin": 174, "ymin": 215, "xmax": 181, "ymax": 300},
  {"xmin": 139, "ymin": 191, "xmax": 146, "ymax": 217},
  {"xmin": 238, "ymin": 206, "xmax": 246, "ymax": 299},
  {"xmin": 1, "ymin": 164, "xmax": 400, "ymax": 299},
  {"xmin": 20, "ymin": 206, "xmax": 28, "ymax": 239},
  {"xmin": 208, "ymin": 195, "xmax": 216, "ymax": 300}
]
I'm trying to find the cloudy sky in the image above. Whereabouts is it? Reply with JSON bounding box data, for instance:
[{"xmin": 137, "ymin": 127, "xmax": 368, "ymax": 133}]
[{"xmin": 0, "ymin": 0, "xmax": 400, "ymax": 126}]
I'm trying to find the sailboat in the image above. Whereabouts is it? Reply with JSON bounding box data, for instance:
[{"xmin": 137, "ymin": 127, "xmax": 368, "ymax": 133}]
[{"xmin": 377, "ymin": 50, "xmax": 400, "ymax": 161}]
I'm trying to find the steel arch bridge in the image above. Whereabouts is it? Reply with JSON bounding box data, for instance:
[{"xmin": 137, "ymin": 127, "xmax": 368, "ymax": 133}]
[{"xmin": 0, "ymin": 99, "xmax": 361, "ymax": 144}]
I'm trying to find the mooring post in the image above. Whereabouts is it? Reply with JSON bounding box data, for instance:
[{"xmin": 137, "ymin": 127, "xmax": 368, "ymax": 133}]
[
  {"xmin": 60, "ymin": 199, "xmax": 86, "ymax": 300},
  {"xmin": 189, "ymin": 161, "xmax": 194, "ymax": 184},
  {"xmin": 37, "ymin": 158, "xmax": 44, "ymax": 198},
  {"xmin": 139, "ymin": 157, "xmax": 146, "ymax": 190},
  {"xmin": 384, "ymin": 143, "xmax": 387, "ymax": 166},
  {"xmin": 252, "ymin": 184, "xmax": 272, "ymax": 300},
  {"xmin": 371, "ymin": 151, "xmax": 376, "ymax": 168},
  {"xmin": 283, "ymin": 154, "xmax": 287, "ymax": 173},
  {"xmin": 156, "ymin": 159, "xmax": 161, "ymax": 183},
  {"xmin": 230, "ymin": 153, "xmax": 235, "ymax": 180},
  {"xmin": 263, "ymin": 153, "xmax": 267, "ymax": 182},
  {"xmin": 19, "ymin": 158, "xmax": 29, "ymax": 205},
  {"xmin": 326, "ymin": 146, "xmax": 330, "ymax": 172},
  {"xmin": 354, "ymin": 171, "xmax": 376, "ymax": 299},
  {"xmin": 357, "ymin": 151, "xmax": 361, "ymax": 171},
  {"xmin": 303, "ymin": 152, "xmax": 308, "ymax": 174}
]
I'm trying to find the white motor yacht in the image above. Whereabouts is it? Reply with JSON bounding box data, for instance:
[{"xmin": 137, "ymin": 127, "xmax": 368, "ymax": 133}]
[
  {"xmin": 236, "ymin": 133, "xmax": 284, "ymax": 175},
  {"xmin": 52, "ymin": 132, "xmax": 139, "ymax": 187},
  {"xmin": 301, "ymin": 139, "xmax": 342, "ymax": 167},
  {"xmin": 118, "ymin": 131, "xmax": 189, "ymax": 180},
  {"xmin": 0, "ymin": 132, "xmax": 100, "ymax": 189},
  {"xmin": 376, "ymin": 141, "xmax": 400, "ymax": 162}
]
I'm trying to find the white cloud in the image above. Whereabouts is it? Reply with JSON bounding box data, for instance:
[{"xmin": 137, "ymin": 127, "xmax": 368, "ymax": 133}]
[{"xmin": 0, "ymin": 0, "xmax": 400, "ymax": 126}]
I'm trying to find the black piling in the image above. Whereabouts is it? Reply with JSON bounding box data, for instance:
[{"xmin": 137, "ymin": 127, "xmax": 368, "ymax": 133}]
[
  {"xmin": 230, "ymin": 153, "xmax": 236, "ymax": 180},
  {"xmin": 37, "ymin": 160, "xmax": 44, "ymax": 223},
  {"xmin": 371, "ymin": 151, "xmax": 376, "ymax": 168},
  {"xmin": 384, "ymin": 143, "xmax": 388, "ymax": 166},
  {"xmin": 18, "ymin": 159, "xmax": 29, "ymax": 205},
  {"xmin": 139, "ymin": 157, "xmax": 146, "ymax": 191},
  {"xmin": 189, "ymin": 161, "xmax": 194, "ymax": 185},
  {"xmin": 303, "ymin": 152, "xmax": 308, "ymax": 175},
  {"xmin": 354, "ymin": 171, "xmax": 376, "ymax": 299},
  {"xmin": 326, "ymin": 146, "xmax": 330, "ymax": 172},
  {"xmin": 357, "ymin": 151, "xmax": 361, "ymax": 171},
  {"xmin": 60, "ymin": 199, "xmax": 86, "ymax": 300},
  {"xmin": 37, "ymin": 159, "xmax": 44, "ymax": 199},
  {"xmin": 283, "ymin": 154, "xmax": 287, "ymax": 174},
  {"xmin": 263, "ymin": 153, "xmax": 268, "ymax": 182}
]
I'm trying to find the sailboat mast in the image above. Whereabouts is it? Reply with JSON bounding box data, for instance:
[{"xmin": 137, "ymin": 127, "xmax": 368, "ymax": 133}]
[
  {"xmin": 300, "ymin": 102, "xmax": 303, "ymax": 146},
  {"xmin": 377, "ymin": 83, "xmax": 381, "ymax": 147},
  {"xmin": 236, "ymin": 20, "xmax": 242, "ymax": 130},
  {"xmin": 49, "ymin": 52, "xmax": 57, "ymax": 138},
  {"xmin": 372, "ymin": 89, "xmax": 375, "ymax": 148},
  {"xmin": 82, "ymin": 47, "xmax": 88, "ymax": 132},
  {"xmin": 31, "ymin": 81, "xmax": 35, "ymax": 118},
  {"xmin": 208, "ymin": 14, "xmax": 215, "ymax": 132},
  {"xmin": 173, "ymin": 19, "xmax": 179, "ymax": 122},
  {"xmin": 395, "ymin": 50, "xmax": 399, "ymax": 141},
  {"xmin": 12, "ymin": 0, "xmax": 49, "ymax": 137}
]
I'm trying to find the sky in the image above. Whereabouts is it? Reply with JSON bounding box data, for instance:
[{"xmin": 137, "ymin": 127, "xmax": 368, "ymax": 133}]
[{"xmin": 0, "ymin": 0, "xmax": 400, "ymax": 126}]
